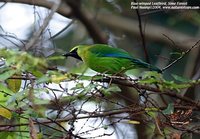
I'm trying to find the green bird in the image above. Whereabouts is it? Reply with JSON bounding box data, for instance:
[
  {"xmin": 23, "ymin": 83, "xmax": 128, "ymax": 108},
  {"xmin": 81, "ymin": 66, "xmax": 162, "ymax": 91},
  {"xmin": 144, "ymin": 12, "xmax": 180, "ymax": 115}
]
[{"xmin": 64, "ymin": 44, "xmax": 162, "ymax": 74}]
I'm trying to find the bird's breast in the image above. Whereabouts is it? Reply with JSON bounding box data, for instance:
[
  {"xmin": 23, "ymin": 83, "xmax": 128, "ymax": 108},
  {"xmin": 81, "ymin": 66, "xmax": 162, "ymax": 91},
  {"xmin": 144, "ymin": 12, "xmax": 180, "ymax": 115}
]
[
  {"xmin": 86, "ymin": 56, "xmax": 134, "ymax": 73},
  {"xmin": 78, "ymin": 50, "xmax": 135, "ymax": 73}
]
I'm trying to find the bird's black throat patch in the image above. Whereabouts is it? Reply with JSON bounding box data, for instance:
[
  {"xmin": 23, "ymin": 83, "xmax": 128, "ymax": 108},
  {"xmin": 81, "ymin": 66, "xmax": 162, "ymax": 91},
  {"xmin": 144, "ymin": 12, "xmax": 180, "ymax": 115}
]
[{"xmin": 63, "ymin": 48, "xmax": 82, "ymax": 61}]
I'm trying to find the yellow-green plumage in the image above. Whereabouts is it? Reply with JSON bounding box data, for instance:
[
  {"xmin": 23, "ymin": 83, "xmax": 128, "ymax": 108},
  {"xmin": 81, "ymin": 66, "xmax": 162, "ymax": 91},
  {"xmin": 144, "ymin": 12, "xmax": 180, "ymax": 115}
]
[{"xmin": 64, "ymin": 44, "xmax": 161, "ymax": 74}]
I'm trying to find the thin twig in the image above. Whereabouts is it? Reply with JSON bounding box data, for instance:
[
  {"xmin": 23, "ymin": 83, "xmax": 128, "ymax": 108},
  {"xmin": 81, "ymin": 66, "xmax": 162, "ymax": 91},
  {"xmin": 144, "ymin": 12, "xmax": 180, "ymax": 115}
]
[
  {"xmin": 24, "ymin": 0, "xmax": 61, "ymax": 50},
  {"xmin": 162, "ymin": 34, "xmax": 179, "ymax": 49},
  {"xmin": 0, "ymin": 108, "xmax": 143, "ymax": 127},
  {"xmin": 0, "ymin": 2, "xmax": 6, "ymax": 9},
  {"xmin": 50, "ymin": 19, "xmax": 75, "ymax": 39},
  {"xmin": 0, "ymin": 0, "xmax": 72, "ymax": 17},
  {"xmin": 162, "ymin": 40, "xmax": 200, "ymax": 72},
  {"xmin": 96, "ymin": 77, "xmax": 200, "ymax": 109},
  {"xmin": 134, "ymin": 0, "xmax": 150, "ymax": 63}
]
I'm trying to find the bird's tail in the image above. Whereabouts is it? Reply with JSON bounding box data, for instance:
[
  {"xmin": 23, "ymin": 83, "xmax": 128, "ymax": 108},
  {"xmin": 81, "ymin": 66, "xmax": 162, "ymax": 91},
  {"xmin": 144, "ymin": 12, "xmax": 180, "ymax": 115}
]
[
  {"xmin": 148, "ymin": 65, "xmax": 162, "ymax": 73},
  {"xmin": 131, "ymin": 59, "xmax": 162, "ymax": 73}
]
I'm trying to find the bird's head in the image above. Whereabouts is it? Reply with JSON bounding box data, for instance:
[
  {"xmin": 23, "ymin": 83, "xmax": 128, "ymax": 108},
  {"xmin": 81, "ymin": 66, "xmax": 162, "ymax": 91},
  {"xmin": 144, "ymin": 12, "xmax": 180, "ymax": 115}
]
[{"xmin": 63, "ymin": 46, "xmax": 82, "ymax": 61}]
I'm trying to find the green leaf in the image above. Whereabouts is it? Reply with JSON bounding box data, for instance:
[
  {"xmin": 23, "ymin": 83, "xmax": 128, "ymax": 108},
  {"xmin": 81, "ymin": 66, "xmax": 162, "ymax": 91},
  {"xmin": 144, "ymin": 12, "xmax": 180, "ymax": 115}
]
[
  {"xmin": 105, "ymin": 85, "xmax": 121, "ymax": 93},
  {"xmin": 51, "ymin": 74, "xmax": 69, "ymax": 83},
  {"xmin": 7, "ymin": 90, "xmax": 28, "ymax": 105},
  {"xmin": 171, "ymin": 74, "xmax": 191, "ymax": 82},
  {"xmin": 70, "ymin": 83, "xmax": 85, "ymax": 91},
  {"xmin": 145, "ymin": 107, "xmax": 159, "ymax": 111},
  {"xmin": 0, "ymin": 132, "xmax": 15, "ymax": 138},
  {"xmin": 162, "ymin": 103, "xmax": 174, "ymax": 115},
  {"xmin": 7, "ymin": 79, "xmax": 21, "ymax": 93},
  {"xmin": 32, "ymin": 70, "xmax": 44, "ymax": 78},
  {"xmin": 0, "ymin": 83, "xmax": 14, "ymax": 94},
  {"xmin": 0, "ymin": 70, "xmax": 17, "ymax": 81},
  {"xmin": 36, "ymin": 76, "xmax": 51, "ymax": 84},
  {"xmin": 170, "ymin": 52, "xmax": 182, "ymax": 57},
  {"xmin": 126, "ymin": 120, "xmax": 140, "ymax": 124},
  {"xmin": 139, "ymin": 78, "xmax": 158, "ymax": 84},
  {"xmin": 142, "ymin": 71, "xmax": 162, "ymax": 79},
  {"xmin": 139, "ymin": 71, "xmax": 163, "ymax": 84},
  {"xmin": 0, "ymin": 107, "xmax": 12, "ymax": 119},
  {"xmin": 78, "ymin": 75, "xmax": 104, "ymax": 81},
  {"xmin": 0, "ymin": 84, "xmax": 11, "ymax": 105},
  {"xmin": 37, "ymin": 133, "xmax": 43, "ymax": 139},
  {"xmin": 145, "ymin": 107, "xmax": 159, "ymax": 118},
  {"xmin": 100, "ymin": 85, "xmax": 121, "ymax": 96},
  {"xmin": 146, "ymin": 111, "xmax": 157, "ymax": 118},
  {"xmin": 78, "ymin": 75, "xmax": 93, "ymax": 80}
]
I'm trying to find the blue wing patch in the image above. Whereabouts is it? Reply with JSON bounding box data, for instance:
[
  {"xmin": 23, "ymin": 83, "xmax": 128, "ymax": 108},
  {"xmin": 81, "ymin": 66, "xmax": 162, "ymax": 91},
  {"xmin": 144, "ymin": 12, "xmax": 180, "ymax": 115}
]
[{"xmin": 89, "ymin": 44, "xmax": 133, "ymax": 59}]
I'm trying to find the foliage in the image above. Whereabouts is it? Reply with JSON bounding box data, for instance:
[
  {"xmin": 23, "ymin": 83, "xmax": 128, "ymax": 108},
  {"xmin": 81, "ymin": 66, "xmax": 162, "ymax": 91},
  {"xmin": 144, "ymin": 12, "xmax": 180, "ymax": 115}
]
[
  {"xmin": 0, "ymin": 49, "xmax": 199, "ymax": 138},
  {"xmin": 0, "ymin": 0, "xmax": 200, "ymax": 138}
]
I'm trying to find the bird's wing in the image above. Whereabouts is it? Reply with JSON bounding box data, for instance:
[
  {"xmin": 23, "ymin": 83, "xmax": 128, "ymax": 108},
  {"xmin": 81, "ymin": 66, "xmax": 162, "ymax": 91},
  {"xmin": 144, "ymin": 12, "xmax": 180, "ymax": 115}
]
[
  {"xmin": 89, "ymin": 44, "xmax": 144, "ymax": 64},
  {"xmin": 89, "ymin": 44, "xmax": 132, "ymax": 58},
  {"xmin": 89, "ymin": 44, "xmax": 161, "ymax": 72}
]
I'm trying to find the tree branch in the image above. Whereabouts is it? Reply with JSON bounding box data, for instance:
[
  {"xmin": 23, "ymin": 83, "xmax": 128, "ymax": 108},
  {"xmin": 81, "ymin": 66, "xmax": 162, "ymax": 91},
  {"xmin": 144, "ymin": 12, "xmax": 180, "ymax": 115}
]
[
  {"xmin": 96, "ymin": 13, "xmax": 199, "ymax": 50},
  {"xmin": 95, "ymin": 76, "xmax": 200, "ymax": 109},
  {"xmin": 0, "ymin": 0, "xmax": 72, "ymax": 17},
  {"xmin": 1, "ymin": 1, "xmax": 198, "ymax": 49},
  {"xmin": 162, "ymin": 40, "xmax": 200, "ymax": 72},
  {"xmin": 64, "ymin": 0, "xmax": 107, "ymax": 44}
]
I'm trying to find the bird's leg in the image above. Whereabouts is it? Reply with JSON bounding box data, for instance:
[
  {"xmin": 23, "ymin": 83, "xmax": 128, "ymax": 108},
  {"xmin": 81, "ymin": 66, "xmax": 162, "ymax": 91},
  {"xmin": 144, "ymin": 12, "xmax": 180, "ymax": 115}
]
[
  {"xmin": 103, "ymin": 74, "xmax": 112, "ymax": 87},
  {"xmin": 98, "ymin": 71, "xmax": 114, "ymax": 87},
  {"xmin": 108, "ymin": 77, "xmax": 113, "ymax": 87}
]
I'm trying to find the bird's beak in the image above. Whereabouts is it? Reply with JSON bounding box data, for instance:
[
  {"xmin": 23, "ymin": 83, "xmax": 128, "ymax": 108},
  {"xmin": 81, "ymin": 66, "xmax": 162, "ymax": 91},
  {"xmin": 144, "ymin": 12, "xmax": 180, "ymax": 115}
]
[
  {"xmin": 63, "ymin": 51, "xmax": 82, "ymax": 61},
  {"xmin": 62, "ymin": 52, "xmax": 72, "ymax": 57}
]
